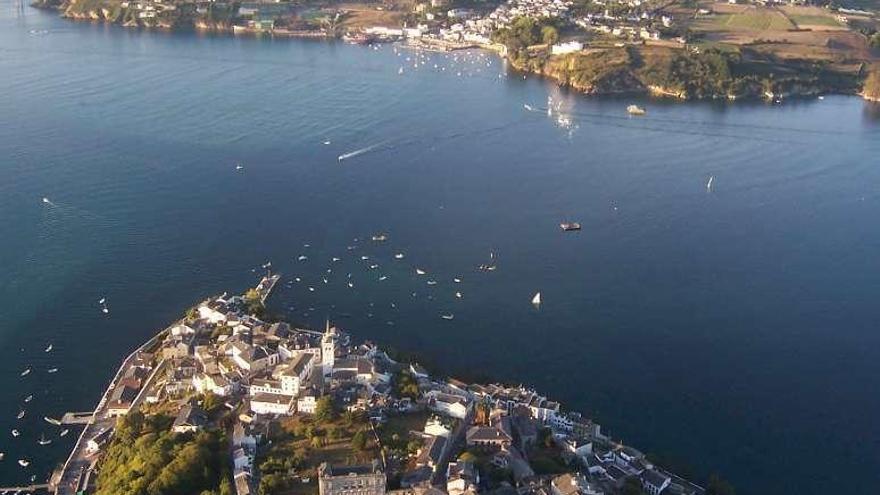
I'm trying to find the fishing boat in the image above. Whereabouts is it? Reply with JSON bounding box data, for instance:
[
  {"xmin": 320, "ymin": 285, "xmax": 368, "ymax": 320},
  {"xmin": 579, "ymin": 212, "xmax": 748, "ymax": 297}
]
[
  {"xmin": 560, "ymin": 222, "xmax": 581, "ymax": 232},
  {"xmin": 532, "ymin": 292, "xmax": 542, "ymax": 306},
  {"xmin": 627, "ymin": 104, "xmax": 646, "ymax": 116},
  {"xmin": 440, "ymin": 314, "xmax": 455, "ymax": 320},
  {"xmin": 44, "ymin": 416, "xmax": 62, "ymax": 426}
]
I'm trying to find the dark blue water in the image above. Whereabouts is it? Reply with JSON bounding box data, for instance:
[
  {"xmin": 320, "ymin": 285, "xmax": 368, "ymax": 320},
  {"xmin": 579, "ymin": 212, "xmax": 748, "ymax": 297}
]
[{"xmin": 2, "ymin": 3, "xmax": 880, "ymax": 493}]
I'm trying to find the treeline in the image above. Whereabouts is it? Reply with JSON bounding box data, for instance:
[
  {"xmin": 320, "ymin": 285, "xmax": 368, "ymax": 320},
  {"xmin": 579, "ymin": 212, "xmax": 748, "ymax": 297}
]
[
  {"xmin": 533, "ymin": 44, "xmax": 860, "ymax": 99},
  {"xmin": 95, "ymin": 411, "xmax": 233, "ymax": 495}
]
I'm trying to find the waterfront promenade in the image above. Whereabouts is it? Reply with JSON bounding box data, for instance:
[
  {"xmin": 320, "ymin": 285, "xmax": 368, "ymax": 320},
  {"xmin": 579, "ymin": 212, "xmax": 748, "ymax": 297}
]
[
  {"xmin": 51, "ymin": 275, "xmax": 280, "ymax": 494},
  {"xmin": 51, "ymin": 328, "xmax": 166, "ymax": 495}
]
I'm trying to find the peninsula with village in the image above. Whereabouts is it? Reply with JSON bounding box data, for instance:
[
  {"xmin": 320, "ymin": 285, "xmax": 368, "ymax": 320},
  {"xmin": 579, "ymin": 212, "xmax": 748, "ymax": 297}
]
[
  {"xmin": 30, "ymin": 0, "xmax": 880, "ymax": 101},
  {"xmin": 32, "ymin": 276, "xmax": 735, "ymax": 495}
]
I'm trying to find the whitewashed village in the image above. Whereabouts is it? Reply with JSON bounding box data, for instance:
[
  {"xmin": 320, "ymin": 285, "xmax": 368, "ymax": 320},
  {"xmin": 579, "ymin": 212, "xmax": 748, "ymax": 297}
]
[{"xmin": 48, "ymin": 276, "xmax": 710, "ymax": 495}]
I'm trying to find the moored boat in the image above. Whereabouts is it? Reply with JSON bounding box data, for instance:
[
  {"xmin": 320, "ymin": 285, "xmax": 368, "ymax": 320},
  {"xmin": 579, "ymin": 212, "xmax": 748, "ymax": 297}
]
[
  {"xmin": 560, "ymin": 222, "xmax": 581, "ymax": 232},
  {"xmin": 627, "ymin": 104, "xmax": 646, "ymax": 115}
]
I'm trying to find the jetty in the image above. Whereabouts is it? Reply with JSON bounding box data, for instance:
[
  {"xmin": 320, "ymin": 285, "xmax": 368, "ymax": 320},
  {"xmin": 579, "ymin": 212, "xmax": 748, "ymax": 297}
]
[
  {"xmin": 0, "ymin": 483, "xmax": 51, "ymax": 493},
  {"xmin": 256, "ymin": 273, "xmax": 281, "ymax": 304}
]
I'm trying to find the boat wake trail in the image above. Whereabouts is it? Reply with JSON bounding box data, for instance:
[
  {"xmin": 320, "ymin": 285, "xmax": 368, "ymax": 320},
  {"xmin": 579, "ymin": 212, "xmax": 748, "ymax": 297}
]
[{"xmin": 338, "ymin": 142, "xmax": 386, "ymax": 162}]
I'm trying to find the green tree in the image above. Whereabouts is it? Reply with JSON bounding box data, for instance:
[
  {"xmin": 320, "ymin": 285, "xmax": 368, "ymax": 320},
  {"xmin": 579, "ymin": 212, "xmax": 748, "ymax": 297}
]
[
  {"xmin": 351, "ymin": 430, "xmax": 368, "ymax": 451},
  {"xmin": 311, "ymin": 434, "xmax": 325, "ymax": 448},
  {"xmin": 315, "ymin": 396, "xmax": 336, "ymax": 423},
  {"xmin": 541, "ymin": 25, "xmax": 559, "ymax": 45}
]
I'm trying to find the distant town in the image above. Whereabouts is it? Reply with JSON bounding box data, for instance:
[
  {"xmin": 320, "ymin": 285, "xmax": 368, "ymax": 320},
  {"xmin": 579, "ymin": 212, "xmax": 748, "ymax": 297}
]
[
  {"xmin": 35, "ymin": 0, "xmax": 880, "ymax": 101},
  {"xmin": 43, "ymin": 275, "xmax": 729, "ymax": 495}
]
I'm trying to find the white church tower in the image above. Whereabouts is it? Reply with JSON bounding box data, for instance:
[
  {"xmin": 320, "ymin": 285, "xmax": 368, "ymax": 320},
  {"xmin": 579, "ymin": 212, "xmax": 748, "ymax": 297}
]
[{"xmin": 321, "ymin": 320, "xmax": 337, "ymax": 377}]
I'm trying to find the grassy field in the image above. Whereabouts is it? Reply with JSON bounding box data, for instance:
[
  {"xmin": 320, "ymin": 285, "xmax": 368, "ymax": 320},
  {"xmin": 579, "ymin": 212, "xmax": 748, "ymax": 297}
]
[
  {"xmin": 789, "ymin": 14, "xmax": 842, "ymax": 28},
  {"xmin": 722, "ymin": 7, "xmax": 795, "ymax": 31}
]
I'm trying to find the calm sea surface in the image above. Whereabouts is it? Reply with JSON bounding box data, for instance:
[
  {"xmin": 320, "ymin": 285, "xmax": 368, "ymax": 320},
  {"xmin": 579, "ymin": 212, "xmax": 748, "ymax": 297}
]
[{"xmin": 2, "ymin": 2, "xmax": 880, "ymax": 493}]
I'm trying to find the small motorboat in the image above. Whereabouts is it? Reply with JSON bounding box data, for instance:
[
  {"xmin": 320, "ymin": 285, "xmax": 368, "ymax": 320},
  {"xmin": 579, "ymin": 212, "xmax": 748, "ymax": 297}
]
[
  {"xmin": 453, "ymin": 278, "xmax": 461, "ymax": 283},
  {"xmin": 98, "ymin": 297, "xmax": 106, "ymax": 304},
  {"xmin": 427, "ymin": 280, "xmax": 437, "ymax": 286},
  {"xmin": 378, "ymin": 276, "xmax": 388, "ymax": 281},
  {"xmin": 369, "ymin": 264, "xmax": 378, "ymax": 270},
  {"xmin": 297, "ymin": 255, "xmax": 308, "ymax": 261},
  {"xmin": 12, "ymin": 429, "xmax": 20, "ymax": 437},
  {"xmin": 44, "ymin": 416, "xmax": 62, "ymax": 426},
  {"xmin": 48, "ymin": 368, "xmax": 58, "ymax": 373},
  {"xmin": 24, "ymin": 395, "xmax": 33, "ymax": 403},
  {"xmin": 44, "ymin": 344, "xmax": 53, "ymax": 353},
  {"xmin": 347, "ymin": 282, "xmax": 354, "ymax": 288},
  {"xmin": 60, "ymin": 429, "xmax": 69, "ymax": 437},
  {"xmin": 235, "ymin": 164, "xmax": 244, "ymax": 171},
  {"xmin": 560, "ymin": 222, "xmax": 581, "ymax": 232},
  {"xmin": 20, "ymin": 368, "xmax": 31, "ymax": 377},
  {"xmin": 627, "ymin": 104, "xmax": 646, "ymax": 116},
  {"xmin": 371, "ymin": 234, "xmax": 388, "ymax": 242},
  {"xmin": 440, "ymin": 314, "xmax": 455, "ymax": 320},
  {"xmin": 332, "ymin": 257, "xmax": 341, "ymax": 262},
  {"xmin": 17, "ymin": 410, "xmax": 25, "ymax": 419},
  {"xmin": 455, "ymin": 292, "xmax": 462, "ymax": 299},
  {"xmin": 394, "ymin": 253, "xmax": 405, "ymax": 259},
  {"xmin": 38, "ymin": 435, "xmax": 51, "ymax": 446},
  {"xmin": 361, "ymin": 255, "xmax": 370, "ymax": 261},
  {"xmin": 416, "ymin": 269, "xmax": 426, "ymax": 275},
  {"xmin": 18, "ymin": 459, "xmax": 29, "ymax": 467},
  {"xmin": 532, "ymin": 292, "xmax": 542, "ymax": 306}
]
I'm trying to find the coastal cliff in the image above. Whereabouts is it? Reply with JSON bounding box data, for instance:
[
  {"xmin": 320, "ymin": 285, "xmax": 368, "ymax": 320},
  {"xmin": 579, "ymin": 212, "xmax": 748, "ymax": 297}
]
[{"xmin": 508, "ymin": 44, "xmax": 862, "ymax": 101}]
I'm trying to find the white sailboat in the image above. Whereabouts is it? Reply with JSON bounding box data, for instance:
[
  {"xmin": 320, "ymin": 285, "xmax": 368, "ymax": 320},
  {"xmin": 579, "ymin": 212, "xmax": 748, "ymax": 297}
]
[{"xmin": 532, "ymin": 292, "xmax": 542, "ymax": 306}]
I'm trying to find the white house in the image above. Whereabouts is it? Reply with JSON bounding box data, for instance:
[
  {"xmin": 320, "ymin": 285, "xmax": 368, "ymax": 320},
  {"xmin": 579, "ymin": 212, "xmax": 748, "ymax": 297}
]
[
  {"xmin": 551, "ymin": 41, "xmax": 583, "ymax": 55},
  {"xmin": 198, "ymin": 303, "xmax": 227, "ymax": 324},
  {"xmin": 424, "ymin": 416, "xmax": 452, "ymax": 437},
  {"xmin": 429, "ymin": 393, "xmax": 470, "ymax": 419},
  {"xmin": 250, "ymin": 393, "xmax": 294, "ymax": 416}
]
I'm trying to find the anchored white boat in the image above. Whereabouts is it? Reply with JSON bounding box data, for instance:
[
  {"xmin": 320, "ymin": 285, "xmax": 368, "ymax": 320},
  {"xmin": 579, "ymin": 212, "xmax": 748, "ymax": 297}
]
[{"xmin": 532, "ymin": 292, "xmax": 542, "ymax": 306}]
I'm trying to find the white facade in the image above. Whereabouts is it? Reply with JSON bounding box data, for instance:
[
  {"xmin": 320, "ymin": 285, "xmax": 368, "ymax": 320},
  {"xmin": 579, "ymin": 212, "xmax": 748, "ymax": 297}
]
[{"xmin": 551, "ymin": 41, "xmax": 583, "ymax": 55}]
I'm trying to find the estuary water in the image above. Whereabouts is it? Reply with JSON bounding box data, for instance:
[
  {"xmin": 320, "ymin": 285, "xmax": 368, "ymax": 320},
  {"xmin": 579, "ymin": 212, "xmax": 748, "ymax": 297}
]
[{"xmin": 1, "ymin": 2, "xmax": 879, "ymax": 493}]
